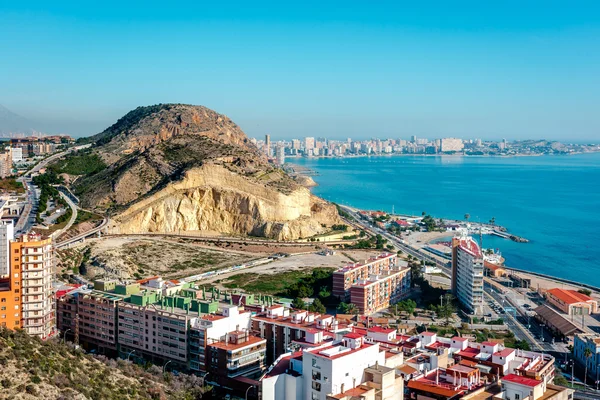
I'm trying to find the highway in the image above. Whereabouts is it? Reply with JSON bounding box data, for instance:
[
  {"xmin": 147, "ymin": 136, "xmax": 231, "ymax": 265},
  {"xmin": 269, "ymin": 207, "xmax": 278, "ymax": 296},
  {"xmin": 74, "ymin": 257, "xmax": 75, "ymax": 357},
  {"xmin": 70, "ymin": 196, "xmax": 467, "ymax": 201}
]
[
  {"xmin": 24, "ymin": 144, "xmax": 91, "ymax": 177},
  {"xmin": 51, "ymin": 191, "xmax": 78, "ymax": 240}
]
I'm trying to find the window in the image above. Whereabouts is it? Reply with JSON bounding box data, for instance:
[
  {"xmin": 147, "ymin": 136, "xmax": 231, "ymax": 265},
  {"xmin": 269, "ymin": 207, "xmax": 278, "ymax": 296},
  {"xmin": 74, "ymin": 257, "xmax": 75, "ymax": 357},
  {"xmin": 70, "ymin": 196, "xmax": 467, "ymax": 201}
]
[
  {"xmin": 312, "ymin": 370, "xmax": 321, "ymax": 380},
  {"xmin": 311, "ymin": 381, "xmax": 321, "ymax": 392},
  {"xmin": 515, "ymin": 395, "xmax": 520, "ymax": 400}
]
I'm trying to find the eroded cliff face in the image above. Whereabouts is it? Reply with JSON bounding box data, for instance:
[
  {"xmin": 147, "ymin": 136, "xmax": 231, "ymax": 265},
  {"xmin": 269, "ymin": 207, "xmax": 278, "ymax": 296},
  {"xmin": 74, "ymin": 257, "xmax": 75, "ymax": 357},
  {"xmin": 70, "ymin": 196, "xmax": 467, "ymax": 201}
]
[{"xmin": 108, "ymin": 163, "xmax": 340, "ymax": 240}]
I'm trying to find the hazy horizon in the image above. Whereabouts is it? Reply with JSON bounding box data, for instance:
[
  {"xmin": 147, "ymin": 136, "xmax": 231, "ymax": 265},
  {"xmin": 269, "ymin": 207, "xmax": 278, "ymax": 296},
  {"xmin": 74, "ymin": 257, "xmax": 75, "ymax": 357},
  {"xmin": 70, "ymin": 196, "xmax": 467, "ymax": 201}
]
[{"xmin": 1, "ymin": 1, "xmax": 599, "ymax": 141}]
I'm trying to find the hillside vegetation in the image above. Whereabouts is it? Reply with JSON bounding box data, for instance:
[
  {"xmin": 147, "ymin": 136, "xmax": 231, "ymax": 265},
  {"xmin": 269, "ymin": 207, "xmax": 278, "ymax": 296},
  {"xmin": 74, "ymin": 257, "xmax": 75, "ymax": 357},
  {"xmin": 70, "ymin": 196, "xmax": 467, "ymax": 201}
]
[{"xmin": 0, "ymin": 328, "xmax": 208, "ymax": 400}]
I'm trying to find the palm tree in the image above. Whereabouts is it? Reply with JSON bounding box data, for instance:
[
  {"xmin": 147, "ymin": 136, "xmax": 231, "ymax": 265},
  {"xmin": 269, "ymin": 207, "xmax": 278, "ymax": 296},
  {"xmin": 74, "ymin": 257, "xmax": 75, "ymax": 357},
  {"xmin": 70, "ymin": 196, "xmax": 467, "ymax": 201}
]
[
  {"xmin": 464, "ymin": 213, "xmax": 470, "ymax": 221},
  {"xmin": 347, "ymin": 303, "xmax": 359, "ymax": 315},
  {"xmin": 489, "ymin": 217, "xmax": 496, "ymax": 225},
  {"xmin": 584, "ymin": 347, "xmax": 592, "ymax": 387}
]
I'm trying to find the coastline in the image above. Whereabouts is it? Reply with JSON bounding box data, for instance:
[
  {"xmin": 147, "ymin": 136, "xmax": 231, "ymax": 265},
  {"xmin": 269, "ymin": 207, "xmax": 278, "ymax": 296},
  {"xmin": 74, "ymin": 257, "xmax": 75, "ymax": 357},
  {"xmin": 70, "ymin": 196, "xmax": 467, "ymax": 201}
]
[{"xmin": 285, "ymin": 150, "xmax": 600, "ymax": 160}]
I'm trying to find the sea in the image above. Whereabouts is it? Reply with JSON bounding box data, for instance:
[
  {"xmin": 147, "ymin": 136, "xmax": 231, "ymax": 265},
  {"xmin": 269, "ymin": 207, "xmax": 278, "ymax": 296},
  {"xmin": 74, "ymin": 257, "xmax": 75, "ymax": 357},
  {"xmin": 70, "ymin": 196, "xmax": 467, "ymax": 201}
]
[{"xmin": 293, "ymin": 153, "xmax": 600, "ymax": 287}]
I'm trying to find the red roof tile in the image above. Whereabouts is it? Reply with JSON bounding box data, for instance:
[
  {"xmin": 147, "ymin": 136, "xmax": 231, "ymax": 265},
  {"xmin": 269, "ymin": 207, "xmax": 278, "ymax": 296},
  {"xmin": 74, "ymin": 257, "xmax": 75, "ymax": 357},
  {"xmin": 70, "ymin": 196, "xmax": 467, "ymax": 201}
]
[
  {"xmin": 548, "ymin": 288, "xmax": 595, "ymax": 305},
  {"xmin": 502, "ymin": 374, "xmax": 542, "ymax": 388}
]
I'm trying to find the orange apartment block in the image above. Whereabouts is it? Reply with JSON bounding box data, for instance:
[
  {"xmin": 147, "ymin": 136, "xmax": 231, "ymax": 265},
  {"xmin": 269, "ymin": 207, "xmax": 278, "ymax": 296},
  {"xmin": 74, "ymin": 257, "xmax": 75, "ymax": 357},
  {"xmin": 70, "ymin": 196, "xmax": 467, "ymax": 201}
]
[
  {"xmin": 332, "ymin": 253, "xmax": 397, "ymax": 300},
  {"xmin": 349, "ymin": 266, "xmax": 411, "ymax": 315},
  {"xmin": 10, "ymin": 233, "xmax": 55, "ymax": 339},
  {"xmin": 0, "ymin": 272, "xmax": 21, "ymax": 329}
]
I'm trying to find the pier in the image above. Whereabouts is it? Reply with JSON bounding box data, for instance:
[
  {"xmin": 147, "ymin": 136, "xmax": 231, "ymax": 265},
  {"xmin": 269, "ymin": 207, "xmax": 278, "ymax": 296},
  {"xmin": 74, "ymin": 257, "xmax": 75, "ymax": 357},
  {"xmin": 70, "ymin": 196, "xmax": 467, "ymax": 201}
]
[{"xmin": 491, "ymin": 229, "xmax": 529, "ymax": 243}]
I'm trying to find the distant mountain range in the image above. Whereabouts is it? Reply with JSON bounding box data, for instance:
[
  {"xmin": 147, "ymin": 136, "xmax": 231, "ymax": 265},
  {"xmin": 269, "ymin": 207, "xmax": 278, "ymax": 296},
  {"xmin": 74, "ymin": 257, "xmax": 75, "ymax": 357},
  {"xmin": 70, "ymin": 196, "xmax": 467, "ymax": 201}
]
[{"xmin": 0, "ymin": 104, "xmax": 38, "ymax": 134}]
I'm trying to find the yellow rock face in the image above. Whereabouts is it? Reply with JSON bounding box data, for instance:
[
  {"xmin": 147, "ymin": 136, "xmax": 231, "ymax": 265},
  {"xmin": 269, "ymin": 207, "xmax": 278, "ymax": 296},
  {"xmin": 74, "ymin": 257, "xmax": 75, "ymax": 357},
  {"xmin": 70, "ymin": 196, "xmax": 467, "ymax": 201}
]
[{"xmin": 109, "ymin": 164, "xmax": 340, "ymax": 240}]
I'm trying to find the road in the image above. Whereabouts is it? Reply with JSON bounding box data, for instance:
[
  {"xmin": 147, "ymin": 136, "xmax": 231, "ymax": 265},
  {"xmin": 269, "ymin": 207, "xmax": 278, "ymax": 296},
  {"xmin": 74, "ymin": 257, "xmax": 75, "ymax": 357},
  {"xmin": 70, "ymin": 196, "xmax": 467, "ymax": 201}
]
[
  {"xmin": 25, "ymin": 144, "xmax": 91, "ymax": 177},
  {"xmin": 51, "ymin": 191, "xmax": 78, "ymax": 240}
]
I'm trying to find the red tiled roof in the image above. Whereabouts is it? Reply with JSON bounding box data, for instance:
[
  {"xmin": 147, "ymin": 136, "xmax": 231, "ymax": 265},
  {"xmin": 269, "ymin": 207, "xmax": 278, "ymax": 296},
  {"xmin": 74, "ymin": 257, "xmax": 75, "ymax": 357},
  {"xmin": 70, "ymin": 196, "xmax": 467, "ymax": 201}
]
[
  {"xmin": 344, "ymin": 333, "xmax": 364, "ymax": 339},
  {"xmin": 420, "ymin": 331, "xmax": 436, "ymax": 336},
  {"xmin": 547, "ymin": 288, "xmax": 595, "ymax": 305},
  {"xmin": 502, "ymin": 374, "xmax": 542, "ymax": 388},
  {"xmin": 494, "ymin": 348, "xmax": 515, "ymax": 357},
  {"xmin": 481, "ymin": 341, "xmax": 498, "ymax": 346},
  {"xmin": 452, "ymin": 336, "xmax": 469, "ymax": 342}
]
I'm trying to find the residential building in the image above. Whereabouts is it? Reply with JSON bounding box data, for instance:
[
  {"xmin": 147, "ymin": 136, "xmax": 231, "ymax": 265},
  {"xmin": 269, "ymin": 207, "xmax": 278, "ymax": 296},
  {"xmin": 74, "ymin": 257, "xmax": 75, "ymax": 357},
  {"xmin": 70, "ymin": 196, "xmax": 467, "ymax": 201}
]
[
  {"xmin": 573, "ymin": 333, "xmax": 600, "ymax": 382},
  {"xmin": 305, "ymin": 137, "xmax": 315, "ymax": 152},
  {"xmin": 276, "ymin": 145, "xmax": 285, "ymax": 165},
  {"xmin": 440, "ymin": 138, "xmax": 464, "ymax": 152},
  {"xmin": 500, "ymin": 374, "xmax": 573, "ymax": 400},
  {"xmin": 265, "ymin": 134, "xmax": 271, "ymax": 157},
  {"xmin": 10, "ymin": 147, "xmax": 22, "ymax": 163},
  {"xmin": 0, "ymin": 263, "xmax": 21, "ymax": 330},
  {"xmin": 451, "ymin": 236, "xmax": 484, "ymax": 315},
  {"xmin": 56, "ymin": 288, "xmax": 123, "ymax": 354},
  {"xmin": 349, "ymin": 267, "xmax": 411, "ymax": 315},
  {"xmin": 303, "ymin": 334, "xmax": 385, "ymax": 400},
  {"xmin": 206, "ymin": 329, "xmax": 267, "ymax": 380},
  {"xmin": 251, "ymin": 305, "xmax": 336, "ymax": 364},
  {"xmin": 0, "ymin": 222, "xmax": 14, "ymax": 276},
  {"xmin": 545, "ymin": 288, "xmax": 598, "ymax": 316},
  {"xmin": 0, "ymin": 149, "xmax": 12, "ymax": 178},
  {"xmin": 11, "ymin": 233, "xmax": 55, "ymax": 338},
  {"xmin": 189, "ymin": 304, "xmax": 252, "ymax": 373},
  {"xmin": 332, "ymin": 253, "xmax": 397, "ymax": 300}
]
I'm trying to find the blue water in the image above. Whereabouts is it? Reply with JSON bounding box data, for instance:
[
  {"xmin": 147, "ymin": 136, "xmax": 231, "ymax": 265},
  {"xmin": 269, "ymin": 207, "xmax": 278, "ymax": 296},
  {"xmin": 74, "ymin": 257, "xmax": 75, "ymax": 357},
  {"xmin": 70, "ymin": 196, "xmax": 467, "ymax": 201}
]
[{"xmin": 293, "ymin": 153, "xmax": 600, "ymax": 286}]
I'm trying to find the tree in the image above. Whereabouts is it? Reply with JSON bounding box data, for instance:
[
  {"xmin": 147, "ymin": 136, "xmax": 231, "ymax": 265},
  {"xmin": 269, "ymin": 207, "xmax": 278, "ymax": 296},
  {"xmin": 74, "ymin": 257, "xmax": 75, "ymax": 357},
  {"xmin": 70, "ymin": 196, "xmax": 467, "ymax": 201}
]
[
  {"xmin": 579, "ymin": 289, "xmax": 592, "ymax": 297},
  {"xmin": 397, "ymin": 299, "xmax": 417, "ymax": 315},
  {"xmin": 339, "ymin": 302, "xmax": 358, "ymax": 314},
  {"xmin": 489, "ymin": 217, "xmax": 496, "ymax": 225},
  {"xmin": 584, "ymin": 347, "xmax": 592, "ymax": 387},
  {"xmin": 310, "ymin": 298, "xmax": 326, "ymax": 314},
  {"xmin": 422, "ymin": 211, "xmax": 426, "ymax": 216},
  {"xmin": 292, "ymin": 297, "xmax": 305, "ymax": 310},
  {"xmin": 464, "ymin": 213, "xmax": 470, "ymax": 221}
]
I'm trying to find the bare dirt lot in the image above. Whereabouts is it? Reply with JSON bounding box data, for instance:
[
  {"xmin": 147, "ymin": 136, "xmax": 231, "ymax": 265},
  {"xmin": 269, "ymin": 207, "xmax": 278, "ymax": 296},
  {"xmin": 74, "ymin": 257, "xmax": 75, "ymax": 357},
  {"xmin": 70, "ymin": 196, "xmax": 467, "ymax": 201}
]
[{"xmin": 71, "ymin": 236, "xmax": 256, "ymax": 280}]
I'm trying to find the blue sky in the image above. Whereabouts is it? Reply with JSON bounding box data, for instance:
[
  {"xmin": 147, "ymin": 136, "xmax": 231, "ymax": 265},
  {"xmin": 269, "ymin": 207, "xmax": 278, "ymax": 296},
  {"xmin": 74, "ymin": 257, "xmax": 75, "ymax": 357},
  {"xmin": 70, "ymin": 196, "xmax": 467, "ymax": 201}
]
[{"xmin": 1, "ymin": 1, "xmax": 599, "ymax": 140}]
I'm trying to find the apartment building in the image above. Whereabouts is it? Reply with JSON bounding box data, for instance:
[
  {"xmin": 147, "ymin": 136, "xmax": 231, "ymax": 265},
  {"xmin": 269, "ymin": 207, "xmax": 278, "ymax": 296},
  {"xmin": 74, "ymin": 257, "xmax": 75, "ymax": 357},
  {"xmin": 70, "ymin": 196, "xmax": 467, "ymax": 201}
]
[
  {"xmin": 0, "ymin": 150, "xmax": 12, "ymax": 179},
  {"xmin": 0, "ymin": 268, "xmax": 20, "ymax": 330},
  {"xmin": 451, "ymin": 236, "xmax": 484, "ymax": 315},
  {"xmin": 188, "ymin": 304, "xmax": 252, "ymax": 373},
  {"xmin": 349, "ymin": 266, "xmax": 411, "ymax": 315},
  {"xmin": 573, "ymin": 333, "xmax": 600, "ymax": 382},
  {"xmin": 11, "ymin": 233, "xmax": 55, "ymax": 338},
  {"xmin": 332, "ymin": 253, "xmax": 397, "ymax": 300},
  {"xmin": 251, "ymin": 305, "xmax": 337, "ymax": 364},
  {"xmin": 304, "ymin": 334, "xmax": 385, "ymax": 400},
  {"xmin": 0, "ymin": 222, "xmax": 14, "ymax": 276},
  {"xmin": 206, "ymin": 329, "xmax": 267, "ymax": 380},
  {"xmin": 117, "ymin": 295, "xmax": 194, "ymax": 367},
  {"xmin": 56, "ymin": 289, "xmax": 123, "ymax": 354}
]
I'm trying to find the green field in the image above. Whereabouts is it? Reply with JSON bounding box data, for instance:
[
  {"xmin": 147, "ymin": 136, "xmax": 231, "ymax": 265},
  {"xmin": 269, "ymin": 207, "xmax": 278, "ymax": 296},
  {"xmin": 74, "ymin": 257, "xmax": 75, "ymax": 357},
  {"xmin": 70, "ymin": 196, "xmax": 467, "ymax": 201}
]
[{"xmin": 222, "ymin": 270, "xmax": 312, "ymax": 295}]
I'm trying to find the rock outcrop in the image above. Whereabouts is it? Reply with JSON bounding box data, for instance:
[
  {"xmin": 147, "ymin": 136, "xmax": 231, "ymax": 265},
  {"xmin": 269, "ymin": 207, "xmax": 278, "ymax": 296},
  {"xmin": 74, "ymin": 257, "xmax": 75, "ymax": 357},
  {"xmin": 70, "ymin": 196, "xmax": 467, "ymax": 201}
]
[{"xmin": 72, "ymin": 104, "xmax": 340, "ymax": 240}]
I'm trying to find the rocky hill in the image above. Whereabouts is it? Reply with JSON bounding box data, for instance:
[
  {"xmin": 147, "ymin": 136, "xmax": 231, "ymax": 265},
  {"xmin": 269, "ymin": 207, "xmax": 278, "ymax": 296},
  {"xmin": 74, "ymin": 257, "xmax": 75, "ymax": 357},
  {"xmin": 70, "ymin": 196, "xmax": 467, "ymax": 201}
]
[
  {"xmin": 0, "ymin": 328, "xmax": 207, "ymax": 399},
  {"xmin": 68, "ymin": 104, "xmax": 340, "ymax": 240}
]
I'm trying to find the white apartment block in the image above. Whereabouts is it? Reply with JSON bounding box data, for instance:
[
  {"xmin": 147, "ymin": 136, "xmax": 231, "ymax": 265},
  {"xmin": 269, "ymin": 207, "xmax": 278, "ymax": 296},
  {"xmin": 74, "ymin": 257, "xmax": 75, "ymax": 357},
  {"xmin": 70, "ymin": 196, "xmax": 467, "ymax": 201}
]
[
  {"xmin": 451, "ymin": 236, "xmax": 484, "ymax": 315},
  {"xmin": 0, "ymin": 222, "xmax": 14, "ymax": 276},
  {"xmin": 440, "ymin": 138, "xmax": 464, "ymax": 152}
]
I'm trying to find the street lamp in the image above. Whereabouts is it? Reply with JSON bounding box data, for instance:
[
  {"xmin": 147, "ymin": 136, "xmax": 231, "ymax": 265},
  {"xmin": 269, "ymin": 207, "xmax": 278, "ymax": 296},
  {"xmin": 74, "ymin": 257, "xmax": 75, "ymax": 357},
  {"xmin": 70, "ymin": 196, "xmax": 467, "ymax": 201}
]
[
  {"xmin": 245, "ymin": 385, "xmax": 254, "ymax": 400},
  {"xmin": 163, "ymin": 360, "xmax": 173, "ymax": 374},
  {"xmin": 62, "ymin": 329, "xmax": 72, "ymax": 344},
  {"xmin": 126, "ymin": 350, "xmax": 136, "ymax": 362}
]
